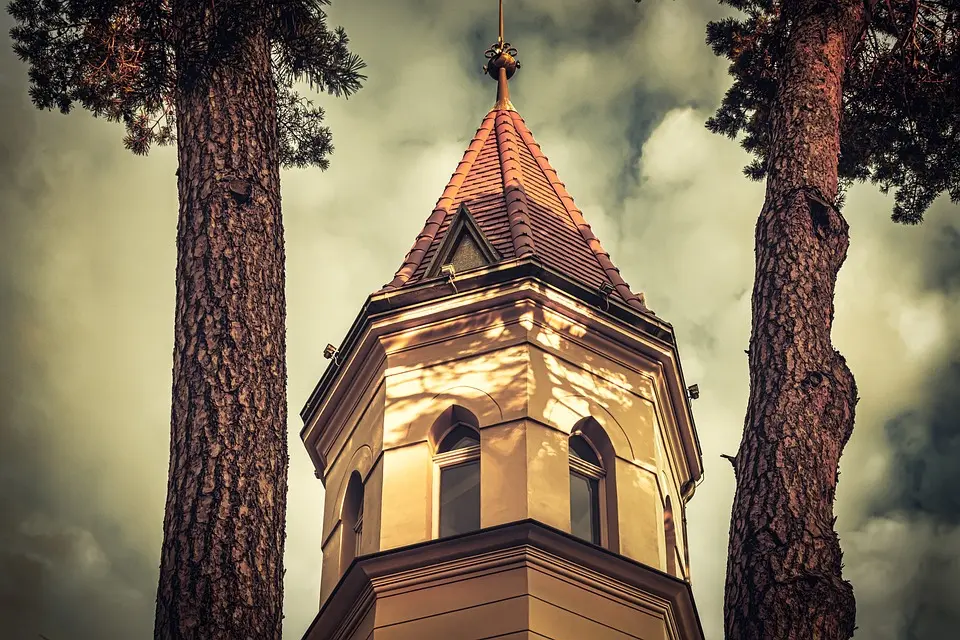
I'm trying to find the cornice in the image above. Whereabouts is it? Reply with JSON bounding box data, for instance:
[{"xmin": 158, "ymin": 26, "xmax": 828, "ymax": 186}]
[
  {"xmin": 303, "ymin": 520, "xmax": 705, "ymax": 640},
  {"xmin": 301, "ymin": 258, "xmax": 673, "ymax": 423},
  {"xmin": 301, "ymin": 259, "xmax": 703, "ymax": 484},
  {"xmin": 306, "ymin": 570, "xmax": 376, "ymax": 640}
]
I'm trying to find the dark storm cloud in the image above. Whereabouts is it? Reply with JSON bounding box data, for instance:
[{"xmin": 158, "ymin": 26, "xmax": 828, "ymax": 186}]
[
  {"xmin": 0, "ymin": 23, "xmax": 66, "ymax": 636},
  {"xmin": 882, "ymin": 364, "xmax": 960, "ymax": 525},
  {"xmin": 922, "ymin": 219, "xmax": 960, "ymax": 293},
  {"xmin": 862, "ymin": 208, "xmax": 960, "ymax": 639},
  {"xmin": 514, "ymin": 1, "xmax": 638, "ymax": 43},
  {"xmin": 0, "ymin": 13, "xmax": 157, "ymax": 638}
]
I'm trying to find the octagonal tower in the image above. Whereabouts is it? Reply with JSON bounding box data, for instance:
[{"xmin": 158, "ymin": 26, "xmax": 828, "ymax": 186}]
[{"xmin": 299, "ymin": 11, "xmax": 705, "ymax": 639}]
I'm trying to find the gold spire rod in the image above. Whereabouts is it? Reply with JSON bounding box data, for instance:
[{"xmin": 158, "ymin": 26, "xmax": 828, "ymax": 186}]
[
  {"xmin": 485, "ymin": 0, "xmax": 519, "ymax": 110},
  {"xmin": 499, "ymin": 0, "xmax": 504, "ymax": 44}
]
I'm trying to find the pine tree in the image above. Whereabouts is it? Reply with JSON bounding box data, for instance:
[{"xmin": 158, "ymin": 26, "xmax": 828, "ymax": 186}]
[
  {"xmin": 702, "ymin": 1, "xmax": 959, "ymax": 637},
  {"xmin": 8, "ymin": 1, "xmax": 364, "ymax": 638}
]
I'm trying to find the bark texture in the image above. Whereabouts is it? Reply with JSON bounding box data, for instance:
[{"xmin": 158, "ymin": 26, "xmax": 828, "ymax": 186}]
[
  {"xmin": 154, "ymin": 6, "xmax": 288, "ymax": 639},
  {"xmin": 724, "ymin": 2, "xmax": 866, "ymax": 638}
]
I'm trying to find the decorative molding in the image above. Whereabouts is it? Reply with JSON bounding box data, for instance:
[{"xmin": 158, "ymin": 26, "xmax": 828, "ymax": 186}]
[
  {"xmin": 305, "ymin": 520, "xmax": 703, "ymax": 640},
  {"xmin": 307, "ymin": 354, "xmax": 387, "ymax": 478},
  {"xmin": 300, "ymin": 257, "xmax": 677, "ymax": 425},
  {"xmin": 546, "ymin": 393, "xmax": 637, "ymax": 462},
  {"xmin": 425, "ymin": 203, "xmax": 501, "ymax": 278},
  {"xmin": 428, "ymin": 386, "xmax": 505, "ymax": 436},
  {"xmin": 321, "ymin": 582, "xmax": 375, "ymax": 640},
  {"xmin": 370, "ymin": 545, "xmax": 527, "ymax": 596},
  {"xmin": 569, "ymin": 455, "xmax": 605, "ymax": 479},
  {"xmin": 434, "ymin": 444, "xmax": 481, "ymax": 468}
]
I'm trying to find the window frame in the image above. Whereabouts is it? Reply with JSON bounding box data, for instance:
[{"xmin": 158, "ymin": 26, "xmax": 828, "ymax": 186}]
[
  {"xmin": 569, "ymin": 436, "xmax": 607, "ymax": 547},
  {"xmin": 432, "ymin": 422, "xmax": 481, "ymax": 539},
  {"xmin": 664, "ymin": 495, "xmax": 678, "ymax": 577},
  {"xmin": 353, "ymin": 501, "xmax": 364, "ymax": 556}
]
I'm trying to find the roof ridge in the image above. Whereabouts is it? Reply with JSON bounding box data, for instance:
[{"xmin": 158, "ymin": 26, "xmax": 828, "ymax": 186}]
[
  {"xmin": 493, "ymin": 109, "xmax": 535, "ymax": 257},
  {"xmin": 508, "ymin": 111, "xmax": 649, "ymax": 312},
  {"xmin": 383, "ymin": 112, "xmax": 498, "ymax": 290}
]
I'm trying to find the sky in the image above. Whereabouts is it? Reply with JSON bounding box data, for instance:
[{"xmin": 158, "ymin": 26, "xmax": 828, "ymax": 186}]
[{"xmin": 1, "ymin": 1, "xmax": 958, "ymax": 639}]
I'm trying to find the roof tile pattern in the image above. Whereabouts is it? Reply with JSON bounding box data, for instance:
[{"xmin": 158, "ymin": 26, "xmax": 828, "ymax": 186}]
[
  {"xmin": 383, "ymin": 108, "xmax": 648, "ymax": 313},
  {"xmin": 495, "ymin": 110, "xmax": 536, "ymax": 258}
]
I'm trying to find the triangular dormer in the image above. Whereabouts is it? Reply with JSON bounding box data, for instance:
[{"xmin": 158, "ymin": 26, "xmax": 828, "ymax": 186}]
[
  {"xmin": 425, "ymin": 204, "xmax": 501, "ymax": 278},
  {"xmin": 381, "ymin": 107, "xmax": 649, "ymax": 314}
]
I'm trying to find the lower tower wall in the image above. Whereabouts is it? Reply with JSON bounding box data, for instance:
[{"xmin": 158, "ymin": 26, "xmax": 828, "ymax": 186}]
[{"xmin": 305, "ymin": 521, "xmax": 703, "ymax": 640}]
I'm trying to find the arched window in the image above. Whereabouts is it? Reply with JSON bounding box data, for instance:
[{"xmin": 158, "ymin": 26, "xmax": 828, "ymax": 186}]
[
  {"xmin": 664, "ymin": 496, "xmax": 677, "ymax": 576},
  {"xmin": 340, "ymin": 471, "xmax": 364, "ymax": 571},
  {"xmin": 435, "ymin": 423, "xmax": 481, "ymax": 538},
  {"xmin": 569, "ymin": 434, "xmax": 604, "ymax": 545}
]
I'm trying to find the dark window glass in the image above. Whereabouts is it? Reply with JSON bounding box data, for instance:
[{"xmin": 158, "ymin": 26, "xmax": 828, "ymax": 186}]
[
  {"xmin": 438, "ymin": 424, "xmax": 480, "ymax": 453},
  {"xmin": 340, "ymin": 473, "xmax": 363, "ymax": 570},
  {"xmin": 570, "ymin": 471, "xmax": 601, "ymax": 545},
  {"xmin": 569, "ymin": 435, "xmax": 601, "ymax": 467},
  {"xmin": 439, "ymin": 459, "xmax": 480, "ymax": 537},
  {"xmin": 354, "ymin": 503, "xmax": 364, "ymax": 555}
]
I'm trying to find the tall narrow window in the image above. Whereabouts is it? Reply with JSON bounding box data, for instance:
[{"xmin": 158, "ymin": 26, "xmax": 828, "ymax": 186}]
[
  {"xmin": 354, "ymin": 501, "xmax": 364, "ymax": 556},
  {"xmin": 340, "ymin": 472, "xmax": 364, "ymax": 572},
  {"xmin": 435, "ymin": 424, "xmax": 481, "ymax": 538},
  {"xmin": 569, "ymin": 434, "xmax": 604, "ymax": 545},
  {"xmin": 664, "ymin": 496, "xmax": 677, "ymax": 576}
]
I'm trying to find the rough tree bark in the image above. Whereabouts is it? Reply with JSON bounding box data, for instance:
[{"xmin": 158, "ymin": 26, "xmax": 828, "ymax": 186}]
[
  {"xmin": 154, "ymin": 8, "xmax": 288, "ymax": 639},
  {"xmin": 724, "ymin": 2, "xmax": 868, "ymax": 638}
]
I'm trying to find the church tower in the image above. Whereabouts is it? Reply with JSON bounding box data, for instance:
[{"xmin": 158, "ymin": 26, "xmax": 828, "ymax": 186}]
[{"xmin": 300, "ymin": 6, "xmax": 705, "ymax": 639}]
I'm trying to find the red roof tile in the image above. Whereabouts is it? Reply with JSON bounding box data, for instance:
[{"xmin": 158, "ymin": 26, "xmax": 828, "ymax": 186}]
[{"xmin": 382, "ymin": 107, "xmax": 648, "ymax": 313}]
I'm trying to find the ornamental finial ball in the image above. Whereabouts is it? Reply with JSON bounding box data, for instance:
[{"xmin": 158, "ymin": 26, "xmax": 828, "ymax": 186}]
[{"xmin": 485, "ymin": 47, "xmax": 519, "ymax": 80}]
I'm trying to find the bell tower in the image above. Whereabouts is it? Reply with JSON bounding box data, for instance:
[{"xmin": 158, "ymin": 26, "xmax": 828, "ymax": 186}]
[{"xmin": 300, "ymin": 4, "xmax": 705, "ymax": 638}]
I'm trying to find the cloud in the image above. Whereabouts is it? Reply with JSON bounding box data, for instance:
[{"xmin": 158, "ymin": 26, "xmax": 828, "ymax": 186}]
[
  {"xmin": 844, "ymin": 514, "xmax": 960, "ymax": 640},
  {"xmin": 1, "ymin": 2, "xmax": 958, "ymax": 639},
  {"xmin": 840, "ymin": 205, "xmax": 960, "ymax": 640}
]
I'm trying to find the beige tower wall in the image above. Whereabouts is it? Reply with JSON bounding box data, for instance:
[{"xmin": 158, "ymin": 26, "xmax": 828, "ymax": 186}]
[
  {"xmin": 303, "ymin": 280, "xmax": 701, "ymax": 605},
  {"xmin": 521, "ymin": 420, "xmax": 570, "ymax": 532}
]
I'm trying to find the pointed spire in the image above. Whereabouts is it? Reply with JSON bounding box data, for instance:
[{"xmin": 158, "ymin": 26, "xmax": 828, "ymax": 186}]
[
  {"xmin": 382, "ymin": 107, "xmax": 650, "ymax": 314},
  {"xmin": 484, "ymin": 0, "xmax": 520, "ymax": 111},
  {"xmin": 381, "ymin": 5, "xmax": 650, "ymax": 314}
]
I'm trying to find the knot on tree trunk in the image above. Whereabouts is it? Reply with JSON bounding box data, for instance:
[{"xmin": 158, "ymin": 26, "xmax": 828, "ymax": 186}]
[
  {"xmin": 793, "ymin": 185, "xmax": 849, "ymax": 240},
  {"xmin": 801, "ymin": 370, "xmax": 826, "ymax": 390},
  {"xmin": 227, "ymin": 177, "xmax": 253, "ymax": 204}
]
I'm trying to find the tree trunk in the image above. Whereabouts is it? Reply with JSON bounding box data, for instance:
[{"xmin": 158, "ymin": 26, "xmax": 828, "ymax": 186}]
[
  {"xmin": 154, "ymin": 8, "xmax": 288, "ymax": 639},
  {"xmin": 724, "ymin": 2, "xmax": 866, "ymax": 638}
]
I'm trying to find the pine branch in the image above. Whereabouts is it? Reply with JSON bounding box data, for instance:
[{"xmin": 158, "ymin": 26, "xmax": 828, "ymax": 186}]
[
  {"xmin": 7, "ymin": 0, "xmax": 365, "ymax": 170},
  {"xmin": 701, "ymin": 0, "xmax": 960, "ymax": 223}
]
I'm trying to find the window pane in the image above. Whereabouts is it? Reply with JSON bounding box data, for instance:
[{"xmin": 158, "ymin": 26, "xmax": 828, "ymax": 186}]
[
  {"xmin": 439, "ymin": 460, "xmax": 480, "ymax": 537},
  {"xmin": 570, "ymin": 472, "xmax": 601, "ymax": 545},
  {"xmin": 570, "ymin": 435, "xmax": 601, "ymax": 467},
  {"xmin": 438, "ymin": 424, "xmax": 480, "ymax": 453}
]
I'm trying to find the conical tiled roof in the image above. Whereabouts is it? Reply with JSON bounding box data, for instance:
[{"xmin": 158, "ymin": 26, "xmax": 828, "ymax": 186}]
[{"xmin": 382, "ymin": 107, "xmax": 648, "ymax": 313}]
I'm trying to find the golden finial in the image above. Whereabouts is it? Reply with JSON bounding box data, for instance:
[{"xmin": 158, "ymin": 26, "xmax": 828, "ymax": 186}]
[{"xmin": 484, "ymin": 0, "xmax": 520, "ymax": 110}]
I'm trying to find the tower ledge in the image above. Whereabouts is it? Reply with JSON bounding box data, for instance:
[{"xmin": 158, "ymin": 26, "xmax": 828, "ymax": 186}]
[{"xmin": 303, "ymin": 520, "xmax": 705, "ymax": 640}]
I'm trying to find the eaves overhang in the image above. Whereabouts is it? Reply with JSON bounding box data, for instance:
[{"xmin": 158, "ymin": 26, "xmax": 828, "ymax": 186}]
[
  {"xmin": 303, "ymin": 519, "xmax": 706, "ymax": 640},
  {"xmin": 300, "ymin": 257, "xmax": 704, "ymax": 484}
]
